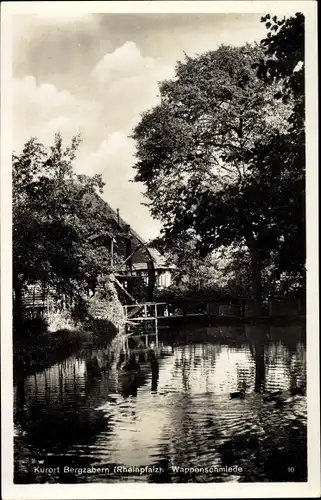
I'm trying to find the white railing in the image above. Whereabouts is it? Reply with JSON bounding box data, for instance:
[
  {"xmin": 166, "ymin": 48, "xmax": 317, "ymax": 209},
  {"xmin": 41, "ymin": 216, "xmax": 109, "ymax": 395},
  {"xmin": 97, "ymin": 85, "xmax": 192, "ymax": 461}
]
[
  {"xmin": 123, "ymin": 302, "xmax": 168, "ymax": 321},
  {"xmin": 123, "ymin": 302, "xmax": 168, "ymax": 352}
]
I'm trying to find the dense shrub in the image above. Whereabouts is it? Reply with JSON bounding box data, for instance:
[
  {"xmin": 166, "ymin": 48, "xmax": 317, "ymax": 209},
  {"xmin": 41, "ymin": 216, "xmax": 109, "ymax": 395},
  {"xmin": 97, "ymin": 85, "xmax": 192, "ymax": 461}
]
[
  {"xmin": 83, "ymin": 318, "xmax": 117, "ymax": 343},
  {"xmin": 14, "ymin": 315, "xmax": 48, "ymax": 338}
]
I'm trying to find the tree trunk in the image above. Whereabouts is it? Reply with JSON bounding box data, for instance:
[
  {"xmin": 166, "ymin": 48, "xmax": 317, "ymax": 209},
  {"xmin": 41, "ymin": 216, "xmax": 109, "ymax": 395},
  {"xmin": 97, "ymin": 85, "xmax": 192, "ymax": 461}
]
[
  {"xmin": 246, "ymin": 236, "xmax": 263, "ymax": 316},
  {"xmin": 251, "ymin": 247, "xmax": 262, "ymax": 305},
  {"xmin": 254, "ymin": 339, "xmax": 265, "ymax": 393},
  {"xmin": 246, "ymin": 324, "xmax": 266, "ymax": 393}
]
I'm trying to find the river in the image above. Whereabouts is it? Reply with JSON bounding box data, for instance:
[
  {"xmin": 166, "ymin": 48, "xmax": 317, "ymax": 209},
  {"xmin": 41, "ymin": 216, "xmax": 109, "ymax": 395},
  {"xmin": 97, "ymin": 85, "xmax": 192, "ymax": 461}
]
[{"xmin": 14, "ymin": 321, "xmax": 307, "ymax": 483}]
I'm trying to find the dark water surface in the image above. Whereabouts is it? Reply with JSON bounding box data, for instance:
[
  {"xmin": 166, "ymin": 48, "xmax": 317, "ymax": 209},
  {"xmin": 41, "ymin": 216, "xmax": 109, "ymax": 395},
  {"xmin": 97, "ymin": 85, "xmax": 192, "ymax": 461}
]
[{"xmin": 14, "ymin": 322, "xmax": 307, "ymax": 483}]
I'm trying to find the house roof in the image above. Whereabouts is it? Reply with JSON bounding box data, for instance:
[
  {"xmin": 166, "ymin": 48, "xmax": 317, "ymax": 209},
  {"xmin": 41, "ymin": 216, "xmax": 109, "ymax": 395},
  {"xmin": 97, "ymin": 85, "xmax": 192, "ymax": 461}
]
[
  {"xmin": 148, "ymin": 248, "xmax": 175, "ymax": 269},
  {"xmin": 88, "ymin": 191, "xmax": 174, "ymax": 269}
]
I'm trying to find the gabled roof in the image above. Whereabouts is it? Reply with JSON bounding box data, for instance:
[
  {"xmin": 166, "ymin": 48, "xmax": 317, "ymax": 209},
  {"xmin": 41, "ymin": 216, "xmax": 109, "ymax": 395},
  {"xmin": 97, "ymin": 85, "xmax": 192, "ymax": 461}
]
[
  {"xmin": 86, "ymin": 191, "xmax": 145, "ymax": 242},
  {"xmin": 89, "ymin": 190, "xmax": 174, "ymax": 269},
  {"xmin": 148, "ymin": 248, "xmax": 175, "ymax": 269}
]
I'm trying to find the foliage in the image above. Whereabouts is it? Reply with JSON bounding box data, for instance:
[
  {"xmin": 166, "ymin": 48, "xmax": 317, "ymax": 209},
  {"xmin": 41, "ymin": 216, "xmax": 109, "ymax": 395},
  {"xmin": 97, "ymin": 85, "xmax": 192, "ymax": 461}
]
[
  {"xmin": 133, "ymin": 44, "xmax": 295, "ymax": 309},
  {"xmin": 13, "ymin": 328, "xmax": 88, "ymax": 376},
  {"xmin": 47, "ymin": 310, "xmax": 78, "ymax": 333},
  {"xmin": 256, "ymin": 13, "xmax": 304, "ymax": 128},
  {"xmin": 215, "ymin": 245, "xmax": 252, "ymax": 299},
  {"xmin": 82, "ymin": 318, "xmax": 118, "ymax": 342},
  {"xmin": 129, "ymin": 276, "xmax": 149, "ymax": 302},
  {"xmin": 251, "ymin": 12, "xmax": 305, "ymax": 282},
  {"xmin": 217, "ymin": 245, "xmax": 304, "ymax": 302},
  {"xmin": 69, "ymin": 295, "xmax": 90, "ymax": 323},
  {"xmin": 13, "ymin": 134, "xmax": 112, "ymax": 294},
  {"xmin": 17, "ymin": 316, "xmax": 49, "ymax": 338},
  {"xmin": 156, "ymin": 239, "xmax": 221, "ymax": 293},
  {"xmin": 13, "ymin": 134, "xmax": 119, "ymax": 333}
]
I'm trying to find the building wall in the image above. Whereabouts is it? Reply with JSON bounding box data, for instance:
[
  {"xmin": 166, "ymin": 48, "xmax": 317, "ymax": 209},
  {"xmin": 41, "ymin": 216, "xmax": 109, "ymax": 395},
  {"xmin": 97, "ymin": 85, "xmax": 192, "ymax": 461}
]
[
  {"xmin": 157, "ymin": 270, "xmax": 172, "ymax": 288},
  {"xmin": 125, "ymin": 268, "xmax": 172, "ymax": 289}
]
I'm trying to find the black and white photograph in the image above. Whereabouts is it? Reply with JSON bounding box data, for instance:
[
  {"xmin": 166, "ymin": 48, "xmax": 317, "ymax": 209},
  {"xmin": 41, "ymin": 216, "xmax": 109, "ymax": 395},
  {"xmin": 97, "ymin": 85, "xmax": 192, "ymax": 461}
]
[{"xmin": 1, "ymin": 1, "xmax": 319, "ymax": 498}]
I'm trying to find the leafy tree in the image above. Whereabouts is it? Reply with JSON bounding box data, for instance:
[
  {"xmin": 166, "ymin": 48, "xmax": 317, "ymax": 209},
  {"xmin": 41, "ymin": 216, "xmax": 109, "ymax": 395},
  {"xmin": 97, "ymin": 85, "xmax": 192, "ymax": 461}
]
[
  {"xmin": 218, "ymin": 244, "xmax": 304, "ymax": 303},
  {"xmin": 256, "ymin": 13, "xmax": 304, "ymax": 127},
  {"xmin": 157, "ymin": 239, "xmax": 220, "ymax": 293},
  {"xmin": 13, "ymin": 134, "xmax": 113, "ymax": 333},
  {"xmin": 132, "ymin": 44, "xmax": 293, "ymax": 313},
  {"xmin": 250, "ymin": 13, "xmax": 305, "ymax": 284}
]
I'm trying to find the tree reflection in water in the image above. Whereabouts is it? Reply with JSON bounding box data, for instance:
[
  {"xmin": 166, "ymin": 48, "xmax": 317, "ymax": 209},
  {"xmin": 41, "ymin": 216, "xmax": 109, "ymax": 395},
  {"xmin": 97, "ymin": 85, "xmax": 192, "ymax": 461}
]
[
  {"xmin": 14, "ymin": 322, "xmax": 306, "ymax": 483},
  {"xmin": 246, "ymin": 324, "xmax": 268, "ymax": 393},
  {"xmin": 218, "ymin": 323, "xmax": 307, "ymax": 482}
]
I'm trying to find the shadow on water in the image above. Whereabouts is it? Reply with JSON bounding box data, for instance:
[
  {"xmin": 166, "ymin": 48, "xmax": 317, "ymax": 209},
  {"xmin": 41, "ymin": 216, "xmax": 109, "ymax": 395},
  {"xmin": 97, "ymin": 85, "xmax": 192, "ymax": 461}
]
[
  {"xmin": 151, "ymin": 370, "xmax": 159, "ymax": 393},
  {"xmin": 14, "ymin": 364, "xmax": 112, "ymax": 483},
  {"xmin": 14, "ymin": 321, "xmax": 307, "ymax": 483},
  {"xmin": 215, "ymin": 323, "xmax": 307, "ymax": 483}
]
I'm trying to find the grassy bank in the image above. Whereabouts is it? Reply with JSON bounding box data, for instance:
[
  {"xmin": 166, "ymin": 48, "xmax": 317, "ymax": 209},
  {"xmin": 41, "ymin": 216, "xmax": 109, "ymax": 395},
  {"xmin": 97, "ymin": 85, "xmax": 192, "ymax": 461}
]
[
  {"xmin": 13, "ymin": 317, "xmax": 118, "ymax": 380},
  {"xmin": 13, "ymin": 329, "xmax": 88, "ymax": 379},
  {"xmin": 159, "ymin": 313, "xmax": 306, "ymax": 327},
  {"xmin": 14, "ymin": 283, "xmax": 125, "ymax": 380}
]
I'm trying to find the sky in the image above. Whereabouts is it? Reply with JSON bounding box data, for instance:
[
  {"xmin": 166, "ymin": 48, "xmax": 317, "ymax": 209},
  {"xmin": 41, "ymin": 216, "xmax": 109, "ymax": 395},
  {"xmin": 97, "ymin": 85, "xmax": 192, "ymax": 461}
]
[{"xmin": 12, "ymin": 11, "xmax": 270, "ymax": 241}]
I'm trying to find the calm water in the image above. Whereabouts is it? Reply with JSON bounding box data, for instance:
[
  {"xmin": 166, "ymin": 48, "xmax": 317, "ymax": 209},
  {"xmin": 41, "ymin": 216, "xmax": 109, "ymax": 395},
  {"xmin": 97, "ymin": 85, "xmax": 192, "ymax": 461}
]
[{"xmin": 14, "ymin": 322, "xmax": 307, "ymax": 483}]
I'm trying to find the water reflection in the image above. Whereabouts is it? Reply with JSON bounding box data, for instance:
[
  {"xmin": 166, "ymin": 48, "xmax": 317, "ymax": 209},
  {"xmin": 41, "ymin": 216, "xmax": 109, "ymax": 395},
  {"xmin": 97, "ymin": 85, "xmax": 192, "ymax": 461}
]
[{"xmin": 14, "ymin": 322, "xmax": 306, "ymax": 483}]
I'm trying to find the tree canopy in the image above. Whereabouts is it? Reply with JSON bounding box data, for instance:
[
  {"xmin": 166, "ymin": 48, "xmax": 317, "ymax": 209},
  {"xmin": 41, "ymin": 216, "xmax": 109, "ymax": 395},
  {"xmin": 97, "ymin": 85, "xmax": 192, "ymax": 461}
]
[
  {"xmin": 256, "ymin": 12, "xmax": 304, "ymax": 128},
  {"xmin": 252, "ymin": 12, "xmax": 305, "ymax": 283},
  {"xmin": 132, "ymin": 38, "xmax": 302, "ymax": 309},
  {"xmin": 13, "ymin": 134, "xmax": 114, "ymax": 327}
]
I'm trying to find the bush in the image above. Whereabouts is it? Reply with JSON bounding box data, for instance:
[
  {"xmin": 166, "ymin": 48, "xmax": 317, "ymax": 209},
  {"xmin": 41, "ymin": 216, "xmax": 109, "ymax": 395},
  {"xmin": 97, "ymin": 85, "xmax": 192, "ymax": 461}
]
[
  {"xmin": 83, "ymin": 318, "xmax": 117, "ymax": 343},
  {"xmin": 15, "ymin": 315, "xmax": 48, "ymax": 338},
  {"xmin": 69, "ymin": 296, "xmax": 90, "ymax": 323}
]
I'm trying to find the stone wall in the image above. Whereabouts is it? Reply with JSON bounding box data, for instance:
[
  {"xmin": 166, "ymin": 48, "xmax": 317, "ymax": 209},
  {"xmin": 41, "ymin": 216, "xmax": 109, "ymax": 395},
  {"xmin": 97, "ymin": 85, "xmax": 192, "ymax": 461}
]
[{"xmin": 88, "ymin": 275, "xmax": 125, "ymax": 330}]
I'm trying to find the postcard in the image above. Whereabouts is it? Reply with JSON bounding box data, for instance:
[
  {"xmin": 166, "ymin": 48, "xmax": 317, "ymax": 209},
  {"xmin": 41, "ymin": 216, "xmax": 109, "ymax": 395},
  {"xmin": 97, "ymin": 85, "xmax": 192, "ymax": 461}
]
[{"xmin": 1, "ymin": 1, "xmax": 319, "ymax": 498}]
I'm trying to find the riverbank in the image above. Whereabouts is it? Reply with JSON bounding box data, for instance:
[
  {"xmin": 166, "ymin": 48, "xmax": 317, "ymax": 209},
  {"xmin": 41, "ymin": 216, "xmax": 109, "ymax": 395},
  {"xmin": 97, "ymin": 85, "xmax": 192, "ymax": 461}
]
[
  {"xmin": 159, "ymin": 313, "xmax": 306, "ymax": 329},
  {"xmin": 159, "ymin": 315, "xmax": 306, "ymax": 346},
  {"xmin": 13, "ymin": 318, "xmax": 118, "ymax": 381},
  {"xmin": 13, "ymin": 329, "xmax": 87, "ymax": 380}
]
